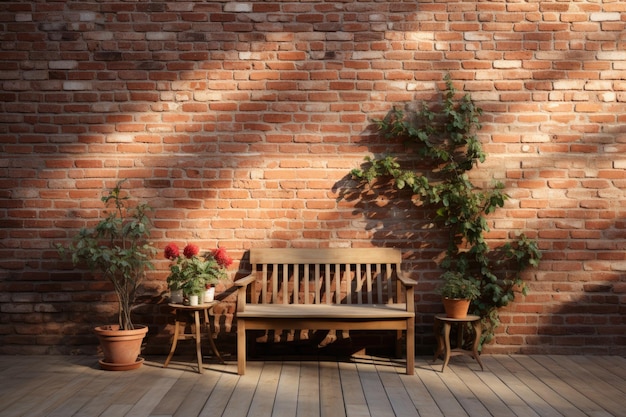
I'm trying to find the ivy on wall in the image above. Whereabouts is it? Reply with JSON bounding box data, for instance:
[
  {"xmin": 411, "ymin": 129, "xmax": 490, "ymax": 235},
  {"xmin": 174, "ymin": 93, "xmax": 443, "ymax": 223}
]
[{"xmin": 351, "ymin": 76, "xmax": 542, "ymax": 344}]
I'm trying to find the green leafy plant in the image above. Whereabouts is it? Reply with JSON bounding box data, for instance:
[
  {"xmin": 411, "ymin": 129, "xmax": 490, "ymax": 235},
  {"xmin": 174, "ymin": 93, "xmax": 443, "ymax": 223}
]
[
  {"xmin": 351, "ymin": 76, "xmax": 541, "ymax": 343},
  {"xmin": 438, "ymin": 271, "xmax": 481, "ymax": 301},
  {"xmin": 58, "ymin": 180, "xmax": 157, "ymax": 330}
]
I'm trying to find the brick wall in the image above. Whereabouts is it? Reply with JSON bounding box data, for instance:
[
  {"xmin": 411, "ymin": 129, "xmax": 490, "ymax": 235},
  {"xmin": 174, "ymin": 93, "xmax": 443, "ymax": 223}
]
[{"xmin": 1, "ymin": 0, "xmax": 625, "ymax": 357}]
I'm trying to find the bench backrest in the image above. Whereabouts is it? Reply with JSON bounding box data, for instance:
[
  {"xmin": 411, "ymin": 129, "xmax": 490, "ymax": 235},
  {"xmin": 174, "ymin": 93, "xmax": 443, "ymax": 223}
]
[{"xmin": 247, "ymin": 248, "xmax": 405, "ymax": 306}]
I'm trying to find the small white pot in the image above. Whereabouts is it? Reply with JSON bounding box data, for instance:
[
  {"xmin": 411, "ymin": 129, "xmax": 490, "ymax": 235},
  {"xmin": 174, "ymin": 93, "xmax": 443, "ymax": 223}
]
[
  {"xmin": 188, "ymin": 295, "xmax": 199, "ymax": 306},
  {"xmin": 204, "ymin": 287, "xmax": 215, "ymax": 303}
]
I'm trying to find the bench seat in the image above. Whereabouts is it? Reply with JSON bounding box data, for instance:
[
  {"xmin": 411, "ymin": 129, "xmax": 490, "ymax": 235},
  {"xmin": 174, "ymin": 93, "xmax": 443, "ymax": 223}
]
[{"xmin": 238, "ymin": 303, "xmax": 412, "ymax": 320}]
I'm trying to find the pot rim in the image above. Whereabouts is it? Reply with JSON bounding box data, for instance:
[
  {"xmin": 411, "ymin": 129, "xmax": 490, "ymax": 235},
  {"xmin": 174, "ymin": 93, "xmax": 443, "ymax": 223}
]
[{"xmin": 94, "ymin": 324, "xmax": 149, "ymax": 336}]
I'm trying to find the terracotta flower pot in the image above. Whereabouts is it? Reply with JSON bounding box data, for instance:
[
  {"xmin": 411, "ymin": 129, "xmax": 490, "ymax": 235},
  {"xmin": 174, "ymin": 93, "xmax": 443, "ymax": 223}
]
[
  {"xmin": 94, "ymin": 324, "xmax": 148, "ymax": 371},
  {"xmin": 442, "ymin": 298, "xmax": 471, "ymax": 319}
]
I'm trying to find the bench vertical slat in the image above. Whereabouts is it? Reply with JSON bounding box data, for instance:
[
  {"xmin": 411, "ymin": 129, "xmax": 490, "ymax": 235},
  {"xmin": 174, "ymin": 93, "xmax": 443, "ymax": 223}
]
[
  {"xmin": 294, "ymin": 264, "xmax": 299, "ymax": 304},
  {"xmin": 366, "ymin": 264, "xmax": 373, "ymax": 305},
  {"xmin": 344, "ymin": 264, "xmax": 351, "ymax": 304},
  {"xmin": 395, "ymin": 264, "xmax": 400, "ymax": 304},
  {"xmin": 334, "ymin": 263, "xmax": 340, "ymax": 304},
  {"xmin": 375, "ymin": 264, "xmax": 383, "ymax": 304},
  {"xmin": 314, "ymin": 264, "xmax": 321, "ymax": 304},
  {"xmin": 359, "ymin": 264, "xmax": 365, "ymax": 304},
  {"xmin": 272, "ymin": 264, "xmax": 278, "ymax": 304},
  {"xmin": 354, "ymin": 264, "xmax": 360, "ymax": 304},
  {"xmin": 304, "ymin": 264, "xmax": 310, "ymax": 304},
  {"xmin": 323, "ymin": 264, "xmax": 330, "ymax": 304},
  {"xmin": 260, "ymin": 264, "xmax": 267, "ymax": 304},
  {"xmin": 386, "ymin": 264, "xmax": 393, "ymax": 303},
  {"xmin": 283, "ymin": 264, "xmax": 295, "ymax": 304}
]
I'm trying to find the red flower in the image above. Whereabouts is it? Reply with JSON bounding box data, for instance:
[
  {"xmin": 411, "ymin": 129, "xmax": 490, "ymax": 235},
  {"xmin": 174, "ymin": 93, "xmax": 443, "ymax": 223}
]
[
  {"xmin": 183, "ymin": 244, "xmax": 199, "ymax": 258},
  {"xmin": 212, "ymin": 247, "xmax": 233, "ymax": 268},
  {"xmin": 164, "ymin": 243, "xmax": 179, "ymax": 260}
]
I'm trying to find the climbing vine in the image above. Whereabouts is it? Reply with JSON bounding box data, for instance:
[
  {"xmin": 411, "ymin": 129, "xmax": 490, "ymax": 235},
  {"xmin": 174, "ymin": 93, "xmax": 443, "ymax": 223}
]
[{"xmin": 351, "ymin": 76, "xmax": 541, "ymax": 344}]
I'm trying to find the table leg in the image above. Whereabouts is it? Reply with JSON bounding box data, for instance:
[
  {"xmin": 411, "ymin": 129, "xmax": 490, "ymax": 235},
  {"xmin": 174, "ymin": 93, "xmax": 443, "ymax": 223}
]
[
  {"xmin": 441, "ymin": 322, "xmax": 452, "ymax": 373},
  {"xmin": 203, "ymin": 308, "xmax": 224, "ymax": 363},
  {"xmin": 163, "ymin": 315, "xmax": 180, "ymax": 368},
  {"xmin": 193, "ymin": 310, "xmax": 203, "ymax": 374},
  {"xmin": 471, "ymin": 319, "xmax": 484, "ymax": 371},
  {"xmin": 432, "ymin": 318, "xmax": 444, "ymax": 364}
]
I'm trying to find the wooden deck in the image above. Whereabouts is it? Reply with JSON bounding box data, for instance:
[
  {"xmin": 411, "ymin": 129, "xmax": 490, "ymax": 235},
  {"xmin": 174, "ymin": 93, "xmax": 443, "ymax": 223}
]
[{"xmin": 0, "ymin": 354, "xmax": 624, "ymax": 417}]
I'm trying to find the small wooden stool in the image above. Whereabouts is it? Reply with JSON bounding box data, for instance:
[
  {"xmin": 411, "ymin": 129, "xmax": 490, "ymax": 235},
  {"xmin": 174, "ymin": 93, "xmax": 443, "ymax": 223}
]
[
  {"xmin": 432, "ymin": 314, "xmax": 484, "ymax": 373},
  {"xmin": 163, "ymin": 302, "xmax": 224, "ymax": 374}
]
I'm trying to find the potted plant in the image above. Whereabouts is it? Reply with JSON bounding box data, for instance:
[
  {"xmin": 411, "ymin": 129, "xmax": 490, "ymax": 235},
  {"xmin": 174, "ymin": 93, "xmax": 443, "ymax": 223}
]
[
  {"xmin": 58, "ymin": 180, "xmax": 157, "ymax": 370},
  {"xmin": 438, "ymin": 271, "xmax": 480, "ymax": 318},
  {"xmin": 164, "ymin": 243, "xmax": 232, "ymax": 306}
]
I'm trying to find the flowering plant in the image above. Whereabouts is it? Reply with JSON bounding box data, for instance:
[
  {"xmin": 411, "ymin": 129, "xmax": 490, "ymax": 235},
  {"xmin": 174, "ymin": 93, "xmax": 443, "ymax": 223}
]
[{"xmin": 164, "ymin": 243, "xmax": 232, "ymax": 296}]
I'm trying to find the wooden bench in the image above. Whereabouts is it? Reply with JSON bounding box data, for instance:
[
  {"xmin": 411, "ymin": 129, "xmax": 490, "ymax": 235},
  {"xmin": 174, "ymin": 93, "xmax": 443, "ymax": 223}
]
[{"xmin": 235, "ymin": 248, "xmax": 417, "ymax": 375}]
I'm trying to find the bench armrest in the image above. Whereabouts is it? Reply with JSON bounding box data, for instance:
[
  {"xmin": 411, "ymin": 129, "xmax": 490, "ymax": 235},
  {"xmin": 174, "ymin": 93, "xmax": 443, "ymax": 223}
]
[
  {"xmin": 397, "ymin": 271, "xmax": 417, "ymax": 287},
  {"xmin": 234, "ymin": 274, "xmax": 255, "ymax": 288},
  {"xmin": 397, "ymin": 271, "xmax": 416, "ymax": 312},
  {"xmin": 235, "ymin": 274, "xmax": 255, "ymax": 312}
]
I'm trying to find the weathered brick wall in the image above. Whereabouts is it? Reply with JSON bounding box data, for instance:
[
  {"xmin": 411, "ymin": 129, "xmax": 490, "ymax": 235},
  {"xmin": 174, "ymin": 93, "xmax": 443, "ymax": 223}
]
[{"xmin": 1, "ymin": 0, "xmax": 625, "ymax": 357}]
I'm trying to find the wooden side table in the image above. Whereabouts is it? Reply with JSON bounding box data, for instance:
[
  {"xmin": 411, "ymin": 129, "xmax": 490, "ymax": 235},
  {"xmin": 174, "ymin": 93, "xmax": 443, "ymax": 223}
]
[
  {"xmin": 432, "ymin": 314, "xmax": 484, "ymax": 373},
  {"xmin": 163, "ymin": 302, "xmax": 224, "ymax": 374}
]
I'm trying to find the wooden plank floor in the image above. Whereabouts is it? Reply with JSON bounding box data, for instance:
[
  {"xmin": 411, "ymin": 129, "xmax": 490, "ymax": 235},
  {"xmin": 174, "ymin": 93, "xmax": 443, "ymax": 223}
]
[{"xmin": 0, "ymin": 354, "xmax": 624, "ymax": 417}]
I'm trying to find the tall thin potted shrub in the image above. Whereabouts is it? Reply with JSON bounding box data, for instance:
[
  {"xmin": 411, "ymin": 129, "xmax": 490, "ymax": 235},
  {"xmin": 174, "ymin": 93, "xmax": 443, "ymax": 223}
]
[{"xmin": 58, "ymin": 180, "xmax": 157, "ymax": 370}]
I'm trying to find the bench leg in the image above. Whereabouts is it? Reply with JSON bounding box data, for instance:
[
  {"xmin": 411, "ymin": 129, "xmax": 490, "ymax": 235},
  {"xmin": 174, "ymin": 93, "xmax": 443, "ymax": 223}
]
[
  {"xmin": 406, "ymin": 317, "xmax": 415, "ymax": 375},
  {"xmin": 237, "ymin": 318, "xmax": 246, "ymax": 375}
]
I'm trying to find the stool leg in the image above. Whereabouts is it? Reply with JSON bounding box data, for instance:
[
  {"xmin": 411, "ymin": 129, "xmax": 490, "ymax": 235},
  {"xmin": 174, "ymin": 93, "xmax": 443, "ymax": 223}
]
[
  {"xmin": 441, "ymin": 322, "xmax": 452, "ymax": 373},
  {"xmin": 194, "ymin": 310, "xmax": 203, "ymax": 374},
  {"xmin": 471, "ymin": 320, "xmax": 484, "ymax": 371},
  {"xmin": 164, "ymin": 316, "xmax": 180, "ymax": 368}
]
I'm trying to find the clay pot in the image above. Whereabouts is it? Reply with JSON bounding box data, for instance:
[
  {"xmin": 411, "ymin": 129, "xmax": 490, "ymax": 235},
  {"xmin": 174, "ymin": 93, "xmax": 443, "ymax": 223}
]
[
  {"xmin": 94, "ymin": 325, "xmax": 148, "ymax": 371},
  {"xmin": 442, "ymin": 298, "xmax": 471, "ymax": 319}
]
